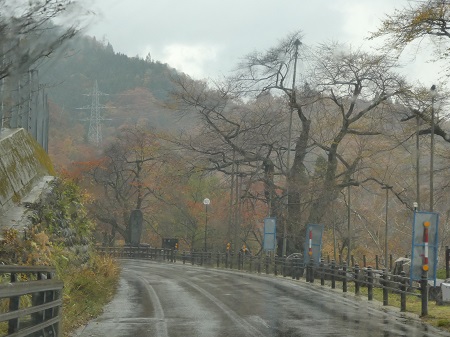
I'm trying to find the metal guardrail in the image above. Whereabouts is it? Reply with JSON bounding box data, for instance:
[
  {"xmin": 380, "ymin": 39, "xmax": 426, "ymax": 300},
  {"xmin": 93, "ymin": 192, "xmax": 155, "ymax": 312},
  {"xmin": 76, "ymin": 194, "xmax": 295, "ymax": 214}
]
[{"xmin": 0, "ymin": 265, "xmax": 63, "ymax": 337}]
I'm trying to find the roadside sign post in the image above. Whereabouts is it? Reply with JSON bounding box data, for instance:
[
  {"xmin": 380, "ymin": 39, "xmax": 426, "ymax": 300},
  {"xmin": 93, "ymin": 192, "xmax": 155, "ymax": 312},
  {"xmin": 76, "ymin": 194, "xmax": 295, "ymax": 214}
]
[
  {"xmin": 263, "ymin": 217, "xmax": 277, "ymax": 252},
  {"xmin": 410, "ymin": 211, "xmax": 439, "ymax": 286},
  {"xmin": 303, "ymin": 224, "xmax": 324, "ymax": 265}
]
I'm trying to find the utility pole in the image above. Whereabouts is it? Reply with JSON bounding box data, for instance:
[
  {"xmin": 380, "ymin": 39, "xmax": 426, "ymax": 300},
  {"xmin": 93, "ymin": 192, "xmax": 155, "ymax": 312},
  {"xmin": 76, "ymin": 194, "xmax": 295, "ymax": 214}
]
[
  {"xmin": 416, "ymin": 113, "xmax": 420, "ymax": 211},
  {"xmin": 282, "ymin": 38, "xmax": 301, "ymax": 257},
  {"xmin": 430, "ymin": 85, "xmax": 436, "ymax": 212},
  {"xmin": 382, "ymin": 184, "xmax": 392, "ymax": 270}
]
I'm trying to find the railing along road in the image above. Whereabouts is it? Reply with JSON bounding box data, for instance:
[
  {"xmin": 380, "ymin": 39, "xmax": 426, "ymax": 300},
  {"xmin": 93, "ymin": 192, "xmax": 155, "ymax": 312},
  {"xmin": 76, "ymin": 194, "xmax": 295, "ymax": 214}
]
[
  {"xmin": 0, "ymin": 265, "xmax": 63, "ymax": 337},
  {"xmin": 98, "ymin": 247, "xmax": 431, "ymax": 316}
]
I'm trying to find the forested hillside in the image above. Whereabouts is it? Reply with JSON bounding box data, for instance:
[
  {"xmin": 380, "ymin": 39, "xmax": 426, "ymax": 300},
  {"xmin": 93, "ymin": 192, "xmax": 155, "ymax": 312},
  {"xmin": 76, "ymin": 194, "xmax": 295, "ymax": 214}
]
[
  {"xmin": 39, "ymin": 34, "xmax": 176, "ymax": 106},
  {"xmin": 39, "ymin": 33, "xmax": 187, "ymax": 169}
]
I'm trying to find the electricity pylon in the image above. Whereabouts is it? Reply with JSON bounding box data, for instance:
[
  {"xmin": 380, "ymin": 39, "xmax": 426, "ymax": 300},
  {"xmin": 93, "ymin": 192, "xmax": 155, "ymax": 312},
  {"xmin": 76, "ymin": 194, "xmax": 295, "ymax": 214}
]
[{"xmin": 78, "ymin": 80, "xmax": 110, "ymax": 146}]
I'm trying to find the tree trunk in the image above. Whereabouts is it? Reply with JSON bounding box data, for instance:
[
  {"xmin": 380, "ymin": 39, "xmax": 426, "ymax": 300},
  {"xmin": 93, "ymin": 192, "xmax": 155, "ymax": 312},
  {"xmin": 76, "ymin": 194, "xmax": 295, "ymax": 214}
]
[{"xmin": 287, "ymin": 117, "xmax": 310, "ymax": 253}]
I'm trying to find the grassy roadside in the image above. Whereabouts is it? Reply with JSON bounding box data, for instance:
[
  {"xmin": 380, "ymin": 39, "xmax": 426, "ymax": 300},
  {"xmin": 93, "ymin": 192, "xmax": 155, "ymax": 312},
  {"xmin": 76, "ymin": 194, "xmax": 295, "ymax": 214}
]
[
  {"xmin": 319, "ymin": 279, "xmax": 450, "ymax": 333},
  {"xmin": 60, "ymin": 254, "xmax": 121, "ymax": 337}
]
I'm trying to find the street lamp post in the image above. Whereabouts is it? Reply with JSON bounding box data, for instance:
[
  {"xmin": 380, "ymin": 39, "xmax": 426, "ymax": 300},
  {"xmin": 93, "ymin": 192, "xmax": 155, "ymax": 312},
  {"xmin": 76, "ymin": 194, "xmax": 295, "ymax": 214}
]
[
  {"xmin": 430, "ymin": 84, "xmax": 436, "ymax": 212},
  {"xmin": 203, "ymin": 198, "xmax": 210, "ymax": 252},
  {"xmin": 381, "ymin": 185, "xmax": 392, "ymax": 270}
]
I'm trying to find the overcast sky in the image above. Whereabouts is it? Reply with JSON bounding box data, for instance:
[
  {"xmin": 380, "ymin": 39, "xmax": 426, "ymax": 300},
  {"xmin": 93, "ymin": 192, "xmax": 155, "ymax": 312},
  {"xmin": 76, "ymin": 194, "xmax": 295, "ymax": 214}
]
[{"xmin": 84, "ymin": 0, "xmax": 443, "ymax": 86}]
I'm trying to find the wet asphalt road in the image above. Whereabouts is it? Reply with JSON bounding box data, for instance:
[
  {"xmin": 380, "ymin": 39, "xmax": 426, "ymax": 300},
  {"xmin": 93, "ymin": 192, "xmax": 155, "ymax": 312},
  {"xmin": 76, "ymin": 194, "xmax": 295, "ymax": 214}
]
[{"xmin": 73, "ymin": 260, "xmax": 450, "ymax": 337}]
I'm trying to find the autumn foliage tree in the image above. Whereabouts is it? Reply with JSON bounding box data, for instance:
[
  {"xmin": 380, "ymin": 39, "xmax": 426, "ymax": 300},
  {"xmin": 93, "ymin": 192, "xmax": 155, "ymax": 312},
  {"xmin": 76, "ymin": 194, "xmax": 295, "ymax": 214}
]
[
  {"xmin": 86, "ymin": 125, "xmax": 168, "ymax": 244},
  {"xmin": 370, "ymin": 0, "xmax": 450, "ymax": 63}
]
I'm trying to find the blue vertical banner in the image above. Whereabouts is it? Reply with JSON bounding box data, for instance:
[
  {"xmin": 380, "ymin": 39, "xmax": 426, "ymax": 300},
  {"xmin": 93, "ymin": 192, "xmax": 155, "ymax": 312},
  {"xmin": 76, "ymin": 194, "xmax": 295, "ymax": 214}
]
[
  {"xmin": 263, "ymin": 217, "xmax": 277, "ymax": 252},
  {"xmin": 410, "ymin": 211, "xmax": 439, "ymax": 284},
  {"xmin": 303, "ymin": 224, "xmax": 324, "ymax": 264}
]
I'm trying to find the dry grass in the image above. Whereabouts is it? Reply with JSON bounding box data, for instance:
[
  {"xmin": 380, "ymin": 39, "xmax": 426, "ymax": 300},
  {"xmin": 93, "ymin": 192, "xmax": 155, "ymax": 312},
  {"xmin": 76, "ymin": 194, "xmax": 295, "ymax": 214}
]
[
  {"xmin": 61, "ymin": 255, "xmax": 120, "ymax": 336},
  {"xmin": 321, "ymin": 279, "xmax": 450, "ymax": 333}
]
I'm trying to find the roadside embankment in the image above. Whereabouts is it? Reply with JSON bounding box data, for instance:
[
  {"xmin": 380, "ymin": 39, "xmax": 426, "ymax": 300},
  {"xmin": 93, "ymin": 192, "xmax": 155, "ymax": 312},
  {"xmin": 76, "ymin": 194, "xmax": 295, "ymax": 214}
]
[{"xmin": 0, "ymin": 128, "xmax": 55, "ymax": 238}]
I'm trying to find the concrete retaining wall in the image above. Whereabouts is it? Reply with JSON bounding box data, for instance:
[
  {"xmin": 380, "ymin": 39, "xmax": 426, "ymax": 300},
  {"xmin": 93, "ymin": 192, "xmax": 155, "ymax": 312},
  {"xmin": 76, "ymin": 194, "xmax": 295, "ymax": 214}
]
[{"xmin": 0, "ymin": 128, "xmax": 54, "ymax": 229}]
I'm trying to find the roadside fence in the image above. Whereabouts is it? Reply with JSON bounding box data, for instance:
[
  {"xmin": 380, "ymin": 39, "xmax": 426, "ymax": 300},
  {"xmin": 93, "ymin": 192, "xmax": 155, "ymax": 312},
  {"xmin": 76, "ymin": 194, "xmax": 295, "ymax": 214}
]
[
  {"xmin": 0, "ymin": 265, "xmax": 63, "ymax": 337},
  {"xmin": 97, "ymin": 246, "xmax": 430, "ymax": 316}
]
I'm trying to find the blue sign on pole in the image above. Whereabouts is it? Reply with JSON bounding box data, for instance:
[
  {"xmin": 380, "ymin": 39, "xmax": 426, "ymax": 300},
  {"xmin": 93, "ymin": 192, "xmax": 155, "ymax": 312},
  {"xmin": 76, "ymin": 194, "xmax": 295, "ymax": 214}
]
[
  {"xmin": 410, "ymin": 211, "xmax": 439, "ymax": 285},
  {"xmin": 263, "ymin": 217, "xmax": 277, "ymax": 252},
  {"xmin": 303, "ymin": 224, "xmax": 324, "ymax": 264}
]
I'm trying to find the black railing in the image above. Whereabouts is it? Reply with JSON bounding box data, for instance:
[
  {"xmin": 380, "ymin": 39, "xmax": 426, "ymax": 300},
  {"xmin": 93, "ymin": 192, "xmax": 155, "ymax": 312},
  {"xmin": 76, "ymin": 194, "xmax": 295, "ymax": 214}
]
[
  {"xmin": 97, "ymin": 247, "xmax": 430, "ymax": 316},
  {"xmin": 0, "ymin": 265, "xmax": 63, "ymax": 337},
  {"xmin": 96, "ymin": 246, "xmax": 176, "ymax": 262}
]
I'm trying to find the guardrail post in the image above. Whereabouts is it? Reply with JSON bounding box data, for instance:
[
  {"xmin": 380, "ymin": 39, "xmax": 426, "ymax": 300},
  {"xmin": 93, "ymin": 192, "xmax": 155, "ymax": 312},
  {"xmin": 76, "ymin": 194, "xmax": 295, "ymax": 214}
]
[
  {"xmin": 383, "ymin": 268, "xmax": 389, "ymax": 306},
  {"xmin": 257, "ymin": 255, "xmax": 262, "ymax": 274},
  {"xmin": 32, "ymin": 272, "xmax": 45, "ymax": 327},
  {"xmin": 342, "ymin": 262, "xmax": 347, "ymax": 292},
  {"xmin": 230, "ymin": 253, "xmax": 233, "ymax": 269},
  {"xmin": 8, "ymin": 273, "xmax": 19, "ymax": 334},
  {"xmin": 182, "ymin": 251, "xmax": 186, "ymax": 264},
  {"xmin": 400, "ymin": 271, "xmax": 407, "ymax": 312},
  {"xmin": 191, "ymin": 252, "xmax": 195, "ymax": 265},
  {"xmin": 305, "ymin": 259, "xmax": 310, "ymax": 282},
  {"xmin": 367, "ymin": 266, "xmax": 373, "ymax": 301},
  {"xmin": 354, "ymin": 263, "xmax": 360, "ymax": 295},
  {"xmin": 446, "ymin": 246, "xmax": 449, "ymax": 279},
  {"xmin": 274, "ymin": 256, "xmax": 278, "ymax": 276},
  {"xmin": 320, "ymin": 258, "xmax": 325, "ymax": 286},
  {"xmin": 309, "ymin": 259, "xmax": 314, "ymax": 283},
  {"xmin": 289, "ymin": 258, "xmax": 294, "ymax": 279},
  {"xmin": 282, "ymin": 256, "xmax": 287, "ymax": 277},
  {"xmin": 265, "ymin": 255, "xmax": 270, "ymax": 274},
  {"xmin": 421, "ymin": 269, "xmax": 428, "ymax": 316},
  {"xmin": 331, "ymin": 260, "xmax": 336, "ymax": 289},
  {"xmin": 292, "ymin": 258, "xmax": 296, "ymax": 280},
  {"xmin": 389, "ymin": 254, "xmax": 393, "ymax": 273}
]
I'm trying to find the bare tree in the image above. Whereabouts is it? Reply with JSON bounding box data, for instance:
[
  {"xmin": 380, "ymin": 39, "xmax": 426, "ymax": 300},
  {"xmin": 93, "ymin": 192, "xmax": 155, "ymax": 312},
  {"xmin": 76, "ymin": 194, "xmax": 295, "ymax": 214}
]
[
  {"xmin": 0, "ymin": 1, "xmax": 90, "ymax": 134},
  {"xmin": 0, "ymin": 0, "xmax": 89, "ymax": 80},
  {"xmin": 169, "ymin": 32, "xmax": 412, "ymax": 255},
  {"xmin": 232, "ymin": 35, "xmax": 410, "ymax": 250},
  {"xmin": 88, "ymin": 126, "xmax": 167, "ymax": 244}
]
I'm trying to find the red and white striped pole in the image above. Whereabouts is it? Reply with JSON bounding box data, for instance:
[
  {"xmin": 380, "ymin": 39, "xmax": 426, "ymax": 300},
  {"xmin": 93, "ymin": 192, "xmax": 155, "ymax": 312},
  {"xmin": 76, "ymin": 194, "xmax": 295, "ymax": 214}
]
[
  {"xmin": 308, "ymin": 229, "xmax": 313, "ymax": 257},
  {"xmin": 423, "ymin": 221, "xmax": 430, "ymax": 271}
]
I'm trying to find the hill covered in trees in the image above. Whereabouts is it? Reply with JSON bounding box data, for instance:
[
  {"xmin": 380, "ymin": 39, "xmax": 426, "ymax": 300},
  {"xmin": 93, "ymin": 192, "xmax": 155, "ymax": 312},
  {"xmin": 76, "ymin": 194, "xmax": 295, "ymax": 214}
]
[
  {"xmin": 39, "ymin": 34, "xmax": 177, "ymax": 106},
  {"xmin": 38, "ymin": 33, "xmax": 189, "ymax": 169}
]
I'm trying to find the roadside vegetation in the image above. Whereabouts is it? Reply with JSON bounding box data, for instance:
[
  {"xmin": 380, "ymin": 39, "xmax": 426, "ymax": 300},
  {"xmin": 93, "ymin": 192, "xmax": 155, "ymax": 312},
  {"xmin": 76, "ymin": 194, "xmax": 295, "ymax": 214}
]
[
  {"xmin": 367, "ymin": 281, "xmax": 450, "ymax": 332},
  {"xmin": 0, "ymin": 178, "xmax": 120, "ymax": 336}
]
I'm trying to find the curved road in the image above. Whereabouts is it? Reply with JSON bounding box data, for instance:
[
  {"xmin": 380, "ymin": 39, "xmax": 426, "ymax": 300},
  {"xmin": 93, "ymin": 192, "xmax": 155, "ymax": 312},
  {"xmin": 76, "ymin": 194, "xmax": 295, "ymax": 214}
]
[{"xmin": 73, "ymin": 260, "xmax": 450, "ymax": 337}]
